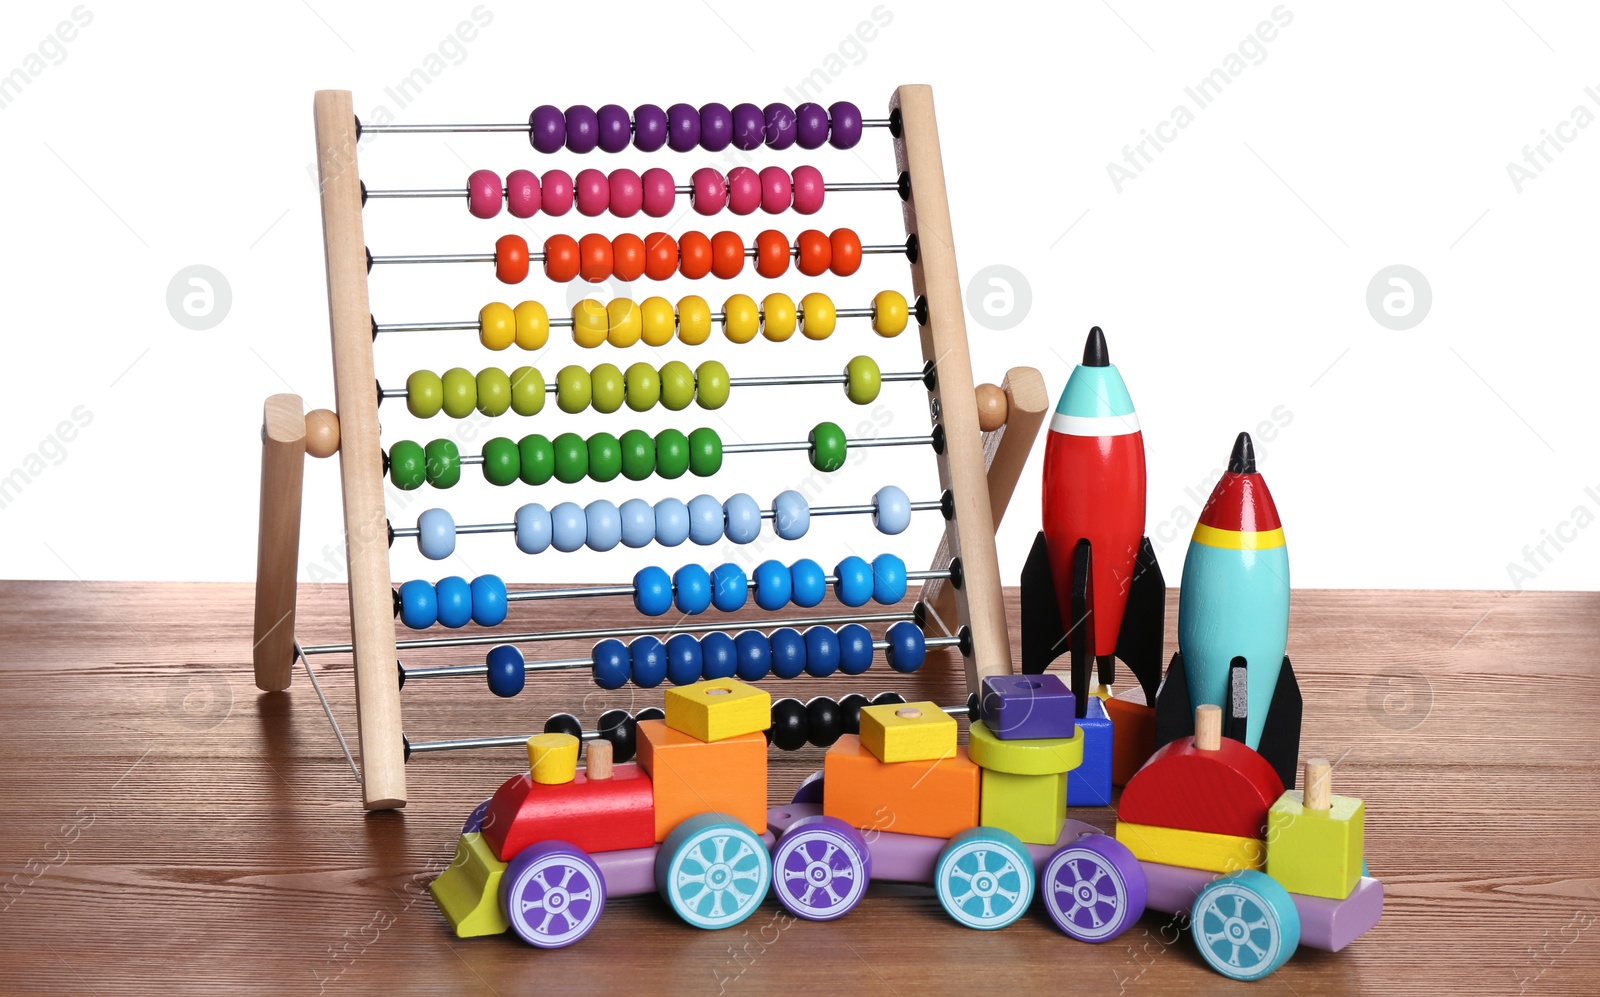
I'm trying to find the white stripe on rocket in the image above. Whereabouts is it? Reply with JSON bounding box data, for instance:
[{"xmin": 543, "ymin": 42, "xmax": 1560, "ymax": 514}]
[{"xmin": 1050, "ymin": 412, "xmax": 1141, "ymax": 437}]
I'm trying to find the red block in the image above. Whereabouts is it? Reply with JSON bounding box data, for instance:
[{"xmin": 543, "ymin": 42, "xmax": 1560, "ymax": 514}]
[
  {"xmin": 480, "ymin": 763, "xmax": 655, "ymax": 862},
  {"xmin": 1117, "ymin": 735, "xmax": 1284, "ymax": 840}
]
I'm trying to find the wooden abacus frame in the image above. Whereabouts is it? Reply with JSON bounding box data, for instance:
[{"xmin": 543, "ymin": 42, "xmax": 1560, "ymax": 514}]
[{"xmin": 253, "ymin": 86, "xmax": 1048, "ymax": 810}]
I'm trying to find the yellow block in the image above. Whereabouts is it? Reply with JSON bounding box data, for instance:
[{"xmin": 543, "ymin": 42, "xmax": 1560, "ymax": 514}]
[
  {"xmin": 429, "ymin": 833, "xmax": 509, "ymax": 938},
  {"xmin": 980, "ymin": 769, "xmax": 1067, "ymax": 845},
  {"xmin": 1266, "ymin": 790, "xmax": 1365, "ymax": 900},
  {"xmin": 1115, "ymin": 821, "xmax": 1265, "ymax": 874},
  {"xmin": 664, "ymin": 678, "xmax": 771, "ymax": 742},
  {"xmin": 967, "ymin": 720, "xmax": 1083, "ymax": 775},
  {"xmin": 858, "ymin": 700, "xmax": 957, "ymax": 763},
  {"xmin": 526, "ymin": 732, "xmax": 579, "ymax": 784}
]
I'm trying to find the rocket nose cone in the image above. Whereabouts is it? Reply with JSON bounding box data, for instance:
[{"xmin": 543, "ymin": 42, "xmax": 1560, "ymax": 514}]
[
  {"xmin": 1082, "ymin": 326, "xmax": 1110, "ymax": 367},
  {"xmin": 1228, "ymin": 432, "xmax": 1257, "ymax": 474}
]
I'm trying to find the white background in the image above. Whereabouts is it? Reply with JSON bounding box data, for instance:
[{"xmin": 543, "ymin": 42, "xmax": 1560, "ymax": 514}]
[{"xmin": 0, "ymin": 0, "xmax": 1595, "ymax": 592}]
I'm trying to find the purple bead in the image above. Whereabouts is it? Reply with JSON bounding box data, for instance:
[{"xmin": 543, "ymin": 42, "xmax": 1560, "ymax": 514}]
[
  {"xmin": 828, "ymin": 101, "xmax": 863, "ymax": 149},
  {"xmin": 529, "ymin": 105, "xmax": 564, "ymax": 154},
  {"xmin": 667, "ymin": 102, "xmax": 700, "ymax": 152},
  {"xmin": 1041, "ymin": 835, "xmax": 1147, "ymax": 942},
  {"xmin": 633, "ymin": 103, "xmax": 668, "ymax": 152},
  {"xmin": 564, "ymin": 104, "xmax": 599, "ymax": 153},
  {"xmin": 596, "ymin": 104, "xmax": 631, "ymax": 153},
  {"xmin": 730, "ymin": 102, "xmax": 764, "ymax": 151},
  {"xmin": 763, "ymin": 102, "xmax": 797, "ymax": 149},
  {"xmin": 794, "ymin": 102, "xmax": 829, "ymax": 149},
  {"xmin": 699, "ymin": 102, "xmax": 732, "ymax": 151},
  {"xmin": 771, "ymin": 816, "xmax": 872, "ymax": 921}
]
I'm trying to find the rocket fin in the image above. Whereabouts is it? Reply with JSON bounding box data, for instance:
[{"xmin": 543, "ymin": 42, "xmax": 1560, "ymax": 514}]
[
  {"xmin": 1020, "ymin": 531, "xmax": 1065, "ymax": 676},
  {"xmin": 1069, "ymin": 538, "xmax": 1095, "ymax": 719},
  {"xmin": 1113, "ymin": 536, "xmax": 1166, "ymax": 705},
  {"xmin": 1153, "ymin": 651, "xmax": 1193, "ymax": 750},
  {"xmin": 1256, "ymin": 656, "xmax": 1303, "ymax": 790}
]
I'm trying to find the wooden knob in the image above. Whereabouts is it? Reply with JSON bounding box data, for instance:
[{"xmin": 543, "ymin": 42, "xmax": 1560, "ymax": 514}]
[
  {"xmin": 1304, "ymin": 758, "xmax": 1331, "ymax": 810},
  {"xmin": 586, "ymin": 738, "xmax": 613, "ymax": 780},
  {"xmin": 304, "ymin": 409, "xmax": 340, "ymax": 458},
  {"xmin": 1194, "ymin": 704, "xmax": 1222, "ymax": 751},
  {"xmin": 974, "ymin": 383, "xmax": 1008, "ymax": 432}
]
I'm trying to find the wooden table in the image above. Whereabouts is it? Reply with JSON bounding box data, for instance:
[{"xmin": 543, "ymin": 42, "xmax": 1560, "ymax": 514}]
[{"xmin": 1, "ymin": 582, "xmax": 1596, "ymax": 995}]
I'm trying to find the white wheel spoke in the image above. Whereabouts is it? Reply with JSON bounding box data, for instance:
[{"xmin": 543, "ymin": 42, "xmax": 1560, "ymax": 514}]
[
  {"xmin": 520, "ymin": 897, "xmax": 545, "ymax": 913},
  {"xmin": 981, "ymin": 897, "xmax": 995, "ymax": 919}
]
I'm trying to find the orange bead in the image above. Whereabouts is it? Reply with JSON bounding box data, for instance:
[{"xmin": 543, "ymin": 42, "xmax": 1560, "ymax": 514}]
[
  {"xmin": 711, "ymin": 231, "xmax": 746, "ymax": 280},
  {"xmin": 579, "ymin": 232, "xmax": 613, "ymax": 283},
  {"xmin": 495, "ymin": 234, "xmax": 530, "ymax": 284},
  {"xmin": 754, "ymin": 230, "xmax": 790, "ymax": 279},
  {"xmin": 829, "ymin": 228, "xmax": 863, "ymax": 277},
  {"xmin": 678, "ymin": 231, "xmax": 713, "ymax": 279},
  {"xmin": 612, "ymin": 233, "xmax": 646, "ymax": 282},
  {"xmin": 644, "ymin": 232, "xmax": 678, "ymax": 281},
  {"xmin": 543, "ymin": 234, "xmax": 580, "ymax": 282},
  {"xmin": 795, "ymin": 229, "xmax": 831, "ymax": 277}
]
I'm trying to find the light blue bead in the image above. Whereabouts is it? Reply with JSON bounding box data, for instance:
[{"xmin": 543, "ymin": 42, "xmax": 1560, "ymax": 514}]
[
  {"xmin": 666, "ymin": 633, "xmax": 703, "ymax": 685},
  {"xmin": 514, "ymin": 503, "xmax": 552, "ymax": 555},
  {"xmin": 398, "ymin": 579, "xmax": 437, "ymax": 629},
  {"xmin": 619, "ymin": 498, "xmax": 655, "ymax": 549},
  {"xmin": 833, "ymin": 556, "xmax": 873, "ymax": 607},
  {"xmin": 550, "ymin": 501, "xmax": 587, "ymax": 552},
  {"xmin": 585, "ymin": 500, "xmax": 622, "ymax": 552},
  {"xmin": 712, "ymin": 563, "xmax": 748, "ymax": 612},
  {"xmin": 417, "ymin": 508, "xmax": 456, "ymax": 560},
  {"xmin": 872, "ymin": 485, "xmax": 912, "ymax": 535},
  {"xmin": 634, "ymin": 566, "xmax": 673, "ymax": 617},
  {"xmin": 754, "ymin": 559, "xmax": 792, "ymax": 611},
  {"xmin": 789, "ymin": 558, "xmax": 826, "ymax": 608},
  {"xmin": 654, "ymin": 497, "xmax": 690, "ymax": 547},
  {"xmin": 688, "ymin": 494, "xmax": 722, "ymax": 545},
  {"xmin": 872, "ymin": 553, "xmax": 908, "ymax": 605},
  {"xmin": 772, "ymin": 489, "xmax": 810, "ymax": 540},
  {"xmin": 674, "ymin": 563, "xmax": 712, "ymax": 615},
  {"xmin": 435, "ymin": 576, "xmax": 473, "ymax": 628},
  {"xmin": 722, "ymin": 493, "xmax": 762, "ymax": 544},
  {"xmin": 470, "ymin": 574, "xmax": 508, "ymax": 626}
]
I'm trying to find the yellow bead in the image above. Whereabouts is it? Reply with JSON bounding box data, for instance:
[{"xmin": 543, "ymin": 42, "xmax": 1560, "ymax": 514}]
[
  {"xmin": 606, "ymin": 298, "xmax": 642, "ymax": 348},
  {"xmin": 513, "ymin": 301, "xmax": 549, "ymax": 351},
  {"xmin": 722, "ymin": 294, "xmax": 759, "ymax": 344},
  {"xmin": 478, "ymin": 302, "xmax": 516, "ymax": 351},
  {"xmin": 800, "ymin": 292, "xmax": 836, "ymax": 340},
  {"xmin": 873, "ymin": 290, "xmax": 909, "ymax": 337},
  {"xmin": 677, "ymin": 295, "xmax": 712, "ymax": 346},
  {"xmin": 761, "ymin": 293, "xmax": 797, "ymax": 342},
  {"xmin": 639, "ymin": 296, "xmax": 675, "ymax": 347},
  {"xmin": 571, "ymin": 299, "xmax": 608, "ymax": 349}
]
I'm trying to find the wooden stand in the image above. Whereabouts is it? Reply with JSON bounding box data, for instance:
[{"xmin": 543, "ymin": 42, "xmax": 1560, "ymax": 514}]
[{"xmin": 252, "ymin": 394, "xmax": 307, "ymax": 692}]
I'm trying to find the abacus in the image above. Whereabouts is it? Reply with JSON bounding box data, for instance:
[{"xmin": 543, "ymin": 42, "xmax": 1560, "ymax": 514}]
[{"xmin": 253, "ymin": 87, "xmax": 1049, "ymax": 810}]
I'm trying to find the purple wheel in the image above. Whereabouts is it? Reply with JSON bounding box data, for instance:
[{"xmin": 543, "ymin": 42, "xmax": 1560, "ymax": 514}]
[
  {"xmin": 499, "ymin": 840, "xmax": 606, "ymax": 948},
  {"xmin": 791, "ymin": 770, "xmax": 825, "ymax": 805},
  {"xmin": 771, "ymin": 816, "xmax": 871, "ymax": 921},
  {"xmin": 1042, "ymin": 834, "xmax": 1146, "ymax": 943},
  {"xmin": 461, "ymin": 797, "xmax": 492, "ymax": 834}
]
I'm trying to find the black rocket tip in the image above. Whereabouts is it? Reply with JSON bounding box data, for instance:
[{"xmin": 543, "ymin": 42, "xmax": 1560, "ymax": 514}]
[
  {"xmin": 1082, "ymin": 326, "xmax": 1110, "ymax": 367},
  {"xmin": 1229, "ymin": 432, "xmax": 1257, "ymax": 474}
]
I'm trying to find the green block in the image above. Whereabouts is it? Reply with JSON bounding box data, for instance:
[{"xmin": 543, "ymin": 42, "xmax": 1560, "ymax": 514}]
[
  {"xmin": 429, "ymin": 832, "xmax": 509, "ymax": 938},
  {"xmin": 1266, "ymin": 790, "xmax": 1365, "ymax": 900},
  {"xmin": 979, "ymin": 768, "xmax": 1066, "ymax": 845}
]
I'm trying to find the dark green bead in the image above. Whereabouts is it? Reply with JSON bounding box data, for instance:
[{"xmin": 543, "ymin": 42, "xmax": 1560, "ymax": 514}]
[
  {"xmin": 619, "ymin": 429, "xmax": 656, "ymax": 482},
  {"xmin": 588, "ymin": 432, "xmax": 622, "ymax": 483},
  {"xmin": 389, "ymin": 440, "xmax": 426, "ymax": 490},
  {"xmin": 552, "ymin": 432, "xmax": 589, "ymax": 484},
  {"xmin": 655, "ymin": 428, "xmax": 690, "ymax": 479},
  {"xmin": 809, "ymin": 421, "xmax": 847, "ymax": 472},
  {"xmin": 482, "ymin": 437, "xmax": 520, "ymax": 486},
  {"xmin": 687, "ymin": 427, "xmax": 723, "ymax": 477},
  {"xmin": 518, "ymin": 434, "xmax": 554, "ymax": 485},
  {"xmin": 424, "ymin": 439, "xmax": 461, "ymax": 488}
]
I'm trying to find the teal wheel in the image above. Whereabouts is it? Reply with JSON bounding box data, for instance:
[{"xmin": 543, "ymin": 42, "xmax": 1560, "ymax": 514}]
[
  {"xmin": 655, "ymin": 813, "xmax": 771, "ymax": 930},
  {"xmin": 1191, "ymin": 870, "xmax": 1300, "ymax": 981},
  {"xmin": 933, "ymin": 827, "xmax": 1035, "ymax": 930}
]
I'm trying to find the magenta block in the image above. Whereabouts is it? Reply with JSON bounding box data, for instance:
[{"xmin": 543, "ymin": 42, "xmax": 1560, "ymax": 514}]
[{"xmin": 980, "ymin": 673, "xmax": 1077, "ymax": 739}]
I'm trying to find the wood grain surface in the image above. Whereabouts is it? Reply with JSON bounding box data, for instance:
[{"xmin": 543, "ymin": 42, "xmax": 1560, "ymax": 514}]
[{"xmin": 1, "ymin": 581, "xmax": 1597, "ymax": 996}]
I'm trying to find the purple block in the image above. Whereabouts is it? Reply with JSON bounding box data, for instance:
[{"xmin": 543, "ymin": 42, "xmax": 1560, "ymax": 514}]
[
  {"xmin": 980, "ymin": 674, "xmax": 1077, "ymax": 739},
  {"xmin": 791, "ymin": 770, "xmax": 825, "ymax": 805},
  {"xmin": 461, "ymin": 798, "xmax": 492, "ymax": 834}
]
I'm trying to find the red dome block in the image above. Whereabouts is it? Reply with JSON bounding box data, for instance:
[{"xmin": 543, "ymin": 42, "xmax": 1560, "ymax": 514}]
[
  {"xmin": 480, "ymin": 763, "xmax": 655, "ymax": 862},
  {"xmin": 1117, "ymin": 736, "xmax": 1284, "ymax": 839}
]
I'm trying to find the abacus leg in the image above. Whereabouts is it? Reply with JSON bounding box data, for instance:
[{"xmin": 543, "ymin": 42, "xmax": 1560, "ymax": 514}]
[{"xmin": 253, "ymin": 394, "xmax": 306, "ymax": 692}]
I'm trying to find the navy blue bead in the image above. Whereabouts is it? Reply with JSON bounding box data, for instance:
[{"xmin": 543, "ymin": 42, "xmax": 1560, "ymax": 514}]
[
  {"xmin": 788, "ymin": 558, "xmax": 826, "ymax": 608},
  {"xmin": 399, "ymin": 579, "xmax": 437, "ymax": 629},
  {"xmin": 592, "ymin": 638, "xmax": 630, "ymax": 689},
  {"xmin": 666, "ymin": 633, "xmax": 703, "ymax": 685},
  {"xmin": 711, "ymin": 563, "xmax": 748, "ymax": 612},
  {"xmin": 435, "ymin": 576, "xmax": 473, "ymax": 628},
  {"xmin": 837, "ymin": 623, "xmax": 874, "ymax": 675},
  {"xmin": 832, "ymin": 556, "xmax": 873, "ymax": 608},
  {"xmin": 885, "ymin": 621, "xmax": 927, "ymax": 673},
  {"xmin": 700, "ymin": 631, "xmax": 738, "ymax": 680},
  {"xmin": 734, "ymin": 629, "xmax": 771, "ymax": 681},
  {"xmin": 753, "ymin": 559, "xmax": 792, "ymax": 611},
  {"xmin": 633, "ymin": 565, "xmax": 673, "ymax": 617},
  {"xmin": 770, "ymin": 626, "xmax": 806, "ymax": 679},
  {"xmin": 804, "ymin": 626, "xmax": 840, "ymax": 677},
  {"xmin": 630, "ymin": 635, "xmax": 667, "ymax": 688},
  {"xmin": 486, "ymin": 644, "xmax": 525, "ymax": 698},
  {"xmin": 674, "ymin": 563, "xmax": 712, "ymax": 615},
  {"xmin": 470, "ymin": 574, "xmax": 508, "ymax": 626}
]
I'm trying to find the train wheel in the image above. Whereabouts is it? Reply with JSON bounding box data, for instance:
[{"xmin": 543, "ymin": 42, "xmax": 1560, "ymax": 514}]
[
  {"xmin": 1042, "ymin": 834, "xmax": 1147, "ymax": 942},
  {"xmin": 1191, "ymin": 870, "xmax": 1301, "ymax": 980},
  {"xmin": 655, "ymin": 813, "xmax": 771, "ymax": 930},
  {"xmin": 934, "ymin": 827, "xmax": 1035, "ymax": 930},
  {"xmin": 770, "ymin": 815, "xmax": 871, "ymax": 921},
  {"xmin": 499, "ymin": 840, "xmax": 606, "ymax": 948}
]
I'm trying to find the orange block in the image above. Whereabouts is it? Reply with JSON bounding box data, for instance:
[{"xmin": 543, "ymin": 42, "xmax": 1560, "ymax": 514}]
[
  {"xmin": 822, "ymin": 734, "xmax": 980, "ymax": 840},
  {"xmin": 635, "ymin": 720, "xmax": 767, "ymax": 842},
  {"xmin": 1106, "ymin": 696, "xmax": 1157, "ymax": 787}
]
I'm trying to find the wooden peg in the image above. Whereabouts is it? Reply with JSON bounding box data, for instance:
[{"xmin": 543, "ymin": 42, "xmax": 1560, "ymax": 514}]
[
  {"xmin": 1194, "ymin": 704, "xmax": 1222, "ymax": 751},
  {"xmin": 586, "ymin": 739, "xmax": 613, "ymax": 780},
  {"xmin": 1304, "ymin": 757, "xmax": 1332, "ymax": 810},
  {"xmin": 304, "ymin": 408, "xmax": 341, "ymax": 458}
]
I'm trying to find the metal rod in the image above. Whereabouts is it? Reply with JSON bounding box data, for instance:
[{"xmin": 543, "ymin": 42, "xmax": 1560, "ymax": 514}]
[
  {"xmin": 390, "ymin": 499, "xmax": 943, "ymax": 540},
  {"xmin": 378, "ymin": 369, "xmax": 923, "ymax": 401},
  {"xmin": 361, "ymin": 119, "xmax": 892, "ymax": 135},
  {"xmin": 375, "ymin": 306, "xmax": 877, "ymax": 335},
  {"xmin": 369, "ymin": 244, "xmax": 907, "ymax": 267},
  {"xmin": 298, "ymin": 644, "xmax": 362, "ymax": 784},
  {"xmin": 480, "ymin": 569, "xmax": 950, "ymax": 607},
  {"xmin": 444, "ymin": 433, "xmax": 930, "ymax": 467},
  {"xmin": 366, "ymin": 180, "xmax": 901, "ymax": 199}
]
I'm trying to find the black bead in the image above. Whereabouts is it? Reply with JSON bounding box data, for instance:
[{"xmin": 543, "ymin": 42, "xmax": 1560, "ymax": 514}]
[
  {"xmin": 598, "ymin": 709, "xmax": 637, "ymax": 763},
  {"xmin": 770, "ymin": 698, "xmax": 809, "ymax": 751},
  {"xmin": 806, "ymin": 697, "xmax": 843, "ymax": 748},
  {"xmin": 838, "ymin": 693, "xmax": 871, "ymax": 735},
  {"xmin": 967, "ymin": 692, "xmax": 981, "ymax": 721},
  {"xmin": 635, "ymin": 706, "xmax": 665, "ymax": 724},
  {"xmin": 871, "ymin": 691, "xmax": 907, "ymax": 707},
  {"xmin": 544, "ymin": 712, "xmax": 583, "ymax": 740}
]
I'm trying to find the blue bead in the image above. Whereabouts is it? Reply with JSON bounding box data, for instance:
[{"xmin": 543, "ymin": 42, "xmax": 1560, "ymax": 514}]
[
  {"xmin": 837, "ymin": 623, "xmax": 873, "ymax": 675},
  {"xmin": 872, "ymin": 485, "xmax": 912, "ymax": 535},
  {"xmin": 470, "ymin": 574, "xmax": 508, "ymax": 626},
  {"xmin": 788, "ymin": 558, "xmax": 826, "ymax": 608},
  {"xmin": 654, "ymin": 497, "xmax": 690, "ymax": 547},
  {"xmin": 700, "ymin": 631, "xmax": 738, "ymax": 679},
  {"xmin": 711, "ymin": 563, "xmax": 748, "ymax": 612},
  {"xmin": 872, "ymin": 553, "xmax": 908, "ymax": 605},
  {"xmin": 771, "ymin": 489, "xmax": 810, "ymax": 540},
  {"xmin": 769, "ymin": 626, "xmax": 806, "ymax": 678},
  {"xmin": 585, "ymin": 500, "xmax": 622, "ymax": 552},
  {"xmin": 398, "ymin": 579, "xmax": 437, "ymax": 629},
  {"xmin": 804, "ymin": 626, "xmax": 840, "ymax": 677},
  {"xmin": 753, "ymin": 559, "xmax": 792, "ymax": 611},
  {"xmin": 514, "ymin": 503, "xmax": 552, "ymax": 554},
  {"xmin": 550, "ymin": 501, "xmax": 587, "ymax": 552},
  {"xmin": 833, "ymin": 556, "xmax": 873, "ymax": 607},
  {"xmin": 619, "ymin": 498, "xmax": 655, "ymax": 548},
  {"xmin": 435, "ymin": 576, "xmax": 473, "ymax": 628},
  {"xmin": 486, "ymin": 644, "xmax": 525, "ymax": 698},
  {"xmin": 687, "ymin": 494, "xmax": 722, "ymax": 546},
  {"xmin": 592, "ymin": 638, "xmax": 630, "ymax": 689},
  {"xmin": 885, "ymin": 621, "xmax": 926, "ymax": 673},
  {"xmin": 673, "ymin": 563, "xmax": 712, "ymax": 615},
  {"xmin": 666, "ymin": 633, "xmax": 703, "ymax": 685},
  {"xmin": 633, "ymin": 566, "xmax": 673, "ymax": 617},
  {"xmin": 417, "ymin": 508, "xmax": 456, "ymax": 560},
  {"xmin": 630, "ymin": 635, "xmax": 667, "ymax": 688},
  {"xmin": 734, "ymin": 629, "xmax": 771, "ymax": 681},
  {"xmin": 723, "ymin": 493, "xmax": 762, "ymax": 544}
]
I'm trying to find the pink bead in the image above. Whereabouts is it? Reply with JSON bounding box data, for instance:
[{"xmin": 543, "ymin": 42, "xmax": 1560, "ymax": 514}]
[
  {"xmin": 759, "ymin": 166, "xmax": 792, "ymax": 214},
  {"xmin": 541, "ymin": 169, "xmax": 574, "ymax": 217},
  {"xmin": 505, "ymin": 169, "xmax": 540, "ymax": 218},
  {"xmin": 575, "ymin": 168, "xmax": 610, "ymax": 217},
  {"xmin": 691, "ymin": 167, "xmax": 726, "ymax": 216},
  {"xmin": 641, "ymin": 168, "xmax": 675, "ymax": 217},
  {"xmin": 467, "ymin": 169, "xmax": 502, "ymax": 219},
  {"xmin": 608, "ymin": 169, "xmax": 643, "ymax": 218},
  {"xmin": 727, "ymin": 167, "xmax": 761, "ymax": 215},
  {"xmin": 792, "ymin": 165, "xmax": 825, "ymax": 215}
]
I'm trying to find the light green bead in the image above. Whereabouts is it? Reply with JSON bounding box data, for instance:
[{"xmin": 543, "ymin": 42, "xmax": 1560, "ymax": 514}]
[
  {"xmin": 510, "ymin": 366, "xmax": 545, "ymax": 416},
  {"xmin": 476, "ymin": 367, "xmax": 511, "ymax": 417},
  {"xmin": 591, "ymin": 363, "xmax": 625, "ymax": 414},
  {"xmin": 625, "ymin": 362, "xmax": 661, "ymax": 412},
  {"xmin": 695, "ymin": 361, "xmax": 730, "ymax": 410},
  {"xmin": 660, "ymin": 361, "xmax": 695, "ymax": 411},
  {"xmin": 557, "ymin": 365, "xmax": 593, "ymax": 414},
  {"xmin": 441, "ymin": 367, "xmax": 477, "ymax": 419},
  {"xmin": 844, "ymin": 355, "xmax": 881, "ymax": 405},
  {"xmin": 406, "ymin": 370, "xmax": 443, "ymax": 418}
]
